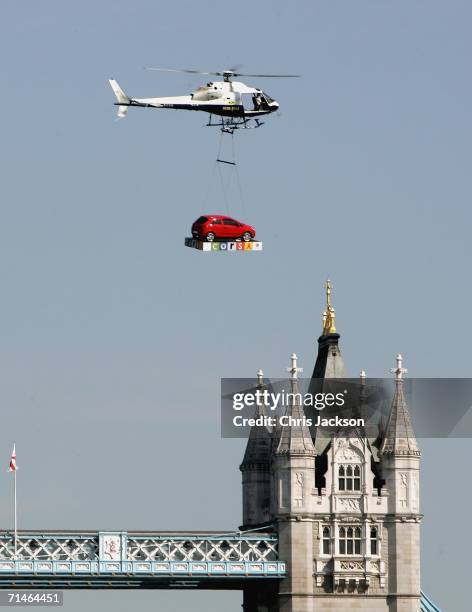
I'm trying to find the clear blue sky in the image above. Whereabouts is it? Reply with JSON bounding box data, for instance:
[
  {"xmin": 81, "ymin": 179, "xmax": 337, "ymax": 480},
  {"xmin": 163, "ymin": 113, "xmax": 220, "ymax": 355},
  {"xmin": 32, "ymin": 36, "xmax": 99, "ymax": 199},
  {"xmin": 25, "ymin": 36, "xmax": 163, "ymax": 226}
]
[{"xmin": 1, "ymin": 1, "xmax": 471, "ymax": 609}]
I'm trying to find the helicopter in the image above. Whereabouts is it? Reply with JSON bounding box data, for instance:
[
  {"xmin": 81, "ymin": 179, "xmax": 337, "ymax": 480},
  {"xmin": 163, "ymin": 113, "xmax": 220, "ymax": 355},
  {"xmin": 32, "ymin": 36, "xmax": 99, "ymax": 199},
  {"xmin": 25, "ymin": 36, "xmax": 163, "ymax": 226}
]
[{"xmin": 108, "ymin": 67, "xmax": 299, "ymax": 132}]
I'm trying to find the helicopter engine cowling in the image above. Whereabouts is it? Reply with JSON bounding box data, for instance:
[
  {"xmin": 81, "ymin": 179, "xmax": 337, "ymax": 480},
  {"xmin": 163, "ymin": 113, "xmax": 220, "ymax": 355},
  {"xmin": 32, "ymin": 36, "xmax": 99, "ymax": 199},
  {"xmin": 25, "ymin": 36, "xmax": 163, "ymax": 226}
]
[{"xmin": 192, "ymin": 83, "xmax": 224, "ymax": 101}]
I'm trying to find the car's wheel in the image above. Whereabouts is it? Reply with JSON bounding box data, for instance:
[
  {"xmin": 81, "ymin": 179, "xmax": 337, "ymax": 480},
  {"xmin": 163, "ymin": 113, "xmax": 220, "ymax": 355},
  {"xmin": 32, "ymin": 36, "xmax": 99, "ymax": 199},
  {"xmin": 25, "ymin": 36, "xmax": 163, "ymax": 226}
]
[
  {"xmin": 206, "ymin": 232, "xmax": 216, "ymax": 242},
  {"xmin": 242, "ymin": 232, "xmax": 252, "ymax": 242}
]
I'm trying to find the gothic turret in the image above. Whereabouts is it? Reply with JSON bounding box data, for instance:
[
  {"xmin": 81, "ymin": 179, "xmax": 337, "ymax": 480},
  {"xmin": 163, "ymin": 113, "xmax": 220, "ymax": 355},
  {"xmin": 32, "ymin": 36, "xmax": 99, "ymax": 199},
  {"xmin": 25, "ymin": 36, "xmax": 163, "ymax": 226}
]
[
  {"xmin": 380, "ymin": 354, "xmax": 421, "ymax": 612},
  {"xmin": 380, "ymin": 355, "xmax": 420, "ymax": 457},
  {"xmin": 311, "ymin": 279, "xmax": 347, "ymax": 379},
  {"xmin": 275, "ymin": 354, "xmax": 316, "ymax": 456},
  {"xmin": 272, "ymin": 354, "xmax": 316, "ymax": 612},
  {"xmin": 310, "ymin": 280, "xmax": 347, "ymax": 459},
  {"xmin": 240, "ymin": 369, "xmax": 272, "ymax": 527}
]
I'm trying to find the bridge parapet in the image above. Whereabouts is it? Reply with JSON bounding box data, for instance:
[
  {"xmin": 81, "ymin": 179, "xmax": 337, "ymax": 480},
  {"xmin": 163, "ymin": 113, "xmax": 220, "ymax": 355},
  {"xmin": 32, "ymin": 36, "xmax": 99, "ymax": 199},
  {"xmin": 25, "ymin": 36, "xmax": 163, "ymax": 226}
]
[{"xmin": 0, "ymin": 531, "xmax": 285, "ymax": 588}]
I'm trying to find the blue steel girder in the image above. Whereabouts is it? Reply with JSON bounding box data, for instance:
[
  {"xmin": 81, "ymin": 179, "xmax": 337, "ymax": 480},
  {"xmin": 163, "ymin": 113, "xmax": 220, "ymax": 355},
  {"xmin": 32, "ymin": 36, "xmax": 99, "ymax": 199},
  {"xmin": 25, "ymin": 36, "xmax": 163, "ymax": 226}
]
[{"xmin": 0, "ymin": 531, "xmax": 285, "ymax": 589}]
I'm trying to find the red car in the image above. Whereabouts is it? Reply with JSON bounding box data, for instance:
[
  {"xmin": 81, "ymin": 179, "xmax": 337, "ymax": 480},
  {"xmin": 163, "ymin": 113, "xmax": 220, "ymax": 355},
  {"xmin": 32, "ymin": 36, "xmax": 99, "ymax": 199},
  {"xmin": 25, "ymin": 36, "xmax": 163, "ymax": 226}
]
[{"xmin": 191, "ymin": 215, "xmax": 256, "ymax": 242}]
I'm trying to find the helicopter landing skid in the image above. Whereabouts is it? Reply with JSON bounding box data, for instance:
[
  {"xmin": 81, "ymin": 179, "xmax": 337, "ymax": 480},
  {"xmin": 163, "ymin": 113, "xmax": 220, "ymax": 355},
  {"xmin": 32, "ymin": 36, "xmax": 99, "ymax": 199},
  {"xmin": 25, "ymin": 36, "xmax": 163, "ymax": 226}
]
[{"xmin": 206, "ymin": 115, "xmax": 264, "ymax": 133}]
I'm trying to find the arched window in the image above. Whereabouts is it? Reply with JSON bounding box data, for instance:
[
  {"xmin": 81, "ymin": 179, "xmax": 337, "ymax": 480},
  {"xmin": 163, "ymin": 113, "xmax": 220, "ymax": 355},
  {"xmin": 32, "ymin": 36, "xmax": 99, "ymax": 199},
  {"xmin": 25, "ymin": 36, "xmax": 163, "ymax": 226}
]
[
  {"xmin": 370, "ymin": 527, "xmax": 378, "ymax": 555},
  {"xmin": 339, "ymin": 525, "xmax": 361, "ymax": 555},
  {"xmin": 346, "ymin": 466, "xmax": 353, "ymax": 490},
  {"xmin": 354, "ymin": 465, "xmax": 361, "ymax": 490},
  {"xmin": 322, "ymin": 526, "xmax": 331, "ymax": 555},
  {"xmin": 338, "ymin": 464, "xmax": 361, "ymax": 491}
]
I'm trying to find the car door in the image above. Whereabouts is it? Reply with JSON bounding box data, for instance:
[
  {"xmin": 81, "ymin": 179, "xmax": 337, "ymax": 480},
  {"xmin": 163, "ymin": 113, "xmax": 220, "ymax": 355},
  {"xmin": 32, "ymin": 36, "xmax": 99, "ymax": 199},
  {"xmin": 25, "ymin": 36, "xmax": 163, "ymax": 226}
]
[
  {"xmin": 223, "ymin": 218, "xmax": 240, "ymax": 239},
  {"xmin": 210, "ymin": 218, "xmax": 223, "ymax": 238}
]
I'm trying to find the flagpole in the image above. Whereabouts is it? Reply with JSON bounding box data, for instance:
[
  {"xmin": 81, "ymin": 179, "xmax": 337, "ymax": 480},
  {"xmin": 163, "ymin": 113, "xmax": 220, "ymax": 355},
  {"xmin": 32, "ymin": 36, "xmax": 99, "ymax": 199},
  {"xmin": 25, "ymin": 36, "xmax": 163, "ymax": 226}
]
[
  {"xmin": 8, "ymin": 444, "xmax": 18, "ymax": 561},
  {"xmin": 14, "ymin": 466, "xmax": 17, "ymax": 560}
]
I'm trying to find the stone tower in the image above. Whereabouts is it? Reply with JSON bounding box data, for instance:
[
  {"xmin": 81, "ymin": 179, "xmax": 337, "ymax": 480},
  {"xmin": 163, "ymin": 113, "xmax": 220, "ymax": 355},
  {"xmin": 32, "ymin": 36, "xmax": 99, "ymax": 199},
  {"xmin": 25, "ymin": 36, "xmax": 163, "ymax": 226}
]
[{"xmin": 240, "ymin": 283, "xmax": 422, "ymax": 612}]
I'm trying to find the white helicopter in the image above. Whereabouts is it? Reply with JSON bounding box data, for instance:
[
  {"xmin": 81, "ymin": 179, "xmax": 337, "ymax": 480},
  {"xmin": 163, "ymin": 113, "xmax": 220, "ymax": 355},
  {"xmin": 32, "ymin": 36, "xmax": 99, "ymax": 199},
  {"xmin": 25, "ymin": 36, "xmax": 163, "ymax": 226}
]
[{"xmin": 108, "ymin": 67, "xmax": 299, "ymax": 132}]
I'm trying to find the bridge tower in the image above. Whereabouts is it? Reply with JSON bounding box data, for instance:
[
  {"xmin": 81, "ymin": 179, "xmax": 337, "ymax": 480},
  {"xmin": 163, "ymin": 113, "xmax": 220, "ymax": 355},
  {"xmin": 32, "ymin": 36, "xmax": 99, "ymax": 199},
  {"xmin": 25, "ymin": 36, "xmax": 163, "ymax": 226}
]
[{"xmin": 240, "ymin": 283, "xmax": 422, "ymax": 611}]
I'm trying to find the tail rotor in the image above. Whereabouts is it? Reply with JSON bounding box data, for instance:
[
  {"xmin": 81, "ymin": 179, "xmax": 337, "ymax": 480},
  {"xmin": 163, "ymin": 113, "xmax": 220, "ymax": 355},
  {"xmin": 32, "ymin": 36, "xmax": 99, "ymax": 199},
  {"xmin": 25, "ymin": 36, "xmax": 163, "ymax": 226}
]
[{"xmin": 109, "ymin": 79, "xmax": 130, "ymax": 118}]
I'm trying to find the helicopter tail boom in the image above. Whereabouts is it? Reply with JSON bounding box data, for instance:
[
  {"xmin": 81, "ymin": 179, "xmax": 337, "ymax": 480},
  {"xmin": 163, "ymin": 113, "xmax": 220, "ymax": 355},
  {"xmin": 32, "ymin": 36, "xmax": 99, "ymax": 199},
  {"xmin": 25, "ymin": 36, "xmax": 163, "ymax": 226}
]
[{"xmin": 109, "ymin": 79, "xmax": 130, "ymax": 118}]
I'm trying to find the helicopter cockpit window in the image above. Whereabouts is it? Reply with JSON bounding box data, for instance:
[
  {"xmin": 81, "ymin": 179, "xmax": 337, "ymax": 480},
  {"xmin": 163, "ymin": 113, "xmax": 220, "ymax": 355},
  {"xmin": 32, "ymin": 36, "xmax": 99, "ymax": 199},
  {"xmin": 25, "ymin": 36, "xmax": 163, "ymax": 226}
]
[
  {"xmin": 252, "ymin": 93, "xmax": 263, "ymax": 111},
  {"xmin": 262, "ymin": 92, "xmax": 274, "ymax": 104}
]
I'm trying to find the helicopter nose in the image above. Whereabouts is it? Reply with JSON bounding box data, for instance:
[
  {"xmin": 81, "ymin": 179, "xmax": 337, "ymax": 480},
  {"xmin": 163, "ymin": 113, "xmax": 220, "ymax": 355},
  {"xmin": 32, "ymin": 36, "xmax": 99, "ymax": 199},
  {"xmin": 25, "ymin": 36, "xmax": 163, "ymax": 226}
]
[{"xmin": 271, "ymin": 100, "xmax": 279, "ymax": 110}]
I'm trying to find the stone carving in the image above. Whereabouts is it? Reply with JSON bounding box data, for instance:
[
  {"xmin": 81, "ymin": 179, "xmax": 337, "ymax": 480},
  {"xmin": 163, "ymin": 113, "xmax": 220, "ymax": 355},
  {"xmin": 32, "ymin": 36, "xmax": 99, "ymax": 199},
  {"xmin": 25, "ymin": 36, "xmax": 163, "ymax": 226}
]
[
  {"xmin": 314, "ymin": 559, "xmax": 332, "ymax": 587},
  {"xmin": 340, "ymin": 449, "xmax": 357, "ymax": 462},
  {"xmin": 294, "ymin": 472, "xmax": 304, "ymax": 508},
  {"xmin": 337, "ymin": 497, "xmax": 361, "ymax": 512},
  {"xmin": 335, "ymin": 439, "xmax": 362, "ymax": 463},
  {"xmin": 399, "ymin": 472, "xmax": 408, "ymax": 508},
  {"xmin": 340, "ymin": 560, "xmax": 363, "ymax": 570},
  {"xmin": 411, "ymin": 473, "xmax": 418, "ymax": 512}
]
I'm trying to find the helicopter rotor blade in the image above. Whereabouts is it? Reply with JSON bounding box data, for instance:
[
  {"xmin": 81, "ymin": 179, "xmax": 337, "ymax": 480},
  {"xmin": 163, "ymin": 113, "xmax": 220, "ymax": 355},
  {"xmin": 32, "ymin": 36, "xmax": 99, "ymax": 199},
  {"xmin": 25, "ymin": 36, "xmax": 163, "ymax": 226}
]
[
  {"xmin": 144, "ymin": 67, "xmax": 301, "ymax": 79},
  {"xmin": 232, "ymin": 73, "xmax": 300, "ymax": 78},
  {"xmin": 145, "ymin": 67, "xmax": 223, "ymax": 76}
]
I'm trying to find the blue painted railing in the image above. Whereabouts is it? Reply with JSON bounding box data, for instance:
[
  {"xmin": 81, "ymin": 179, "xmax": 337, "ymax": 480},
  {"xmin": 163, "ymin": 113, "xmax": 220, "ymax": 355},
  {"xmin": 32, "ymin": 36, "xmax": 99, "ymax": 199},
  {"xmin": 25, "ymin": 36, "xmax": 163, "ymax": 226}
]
[{"xmin": 0, "ymin": 531, "xmax": 285, "ymax": 586}]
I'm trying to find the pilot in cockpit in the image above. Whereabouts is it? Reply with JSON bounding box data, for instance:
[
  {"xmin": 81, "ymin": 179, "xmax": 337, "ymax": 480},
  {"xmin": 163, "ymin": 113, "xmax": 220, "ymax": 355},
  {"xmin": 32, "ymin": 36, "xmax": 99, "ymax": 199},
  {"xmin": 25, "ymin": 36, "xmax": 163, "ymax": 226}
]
[{"xmin": 253, "ymin": 93, "xmax": 263, "ymax": 111}]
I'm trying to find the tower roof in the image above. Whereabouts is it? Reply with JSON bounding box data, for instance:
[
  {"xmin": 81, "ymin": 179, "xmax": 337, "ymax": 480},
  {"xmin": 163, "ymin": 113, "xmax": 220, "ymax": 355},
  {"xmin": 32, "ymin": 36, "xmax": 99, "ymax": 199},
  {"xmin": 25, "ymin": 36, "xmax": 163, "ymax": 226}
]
[
  {"xmin": 380, "ymin": 354, "xmax": 420, "ymax": 457},
  {"xmin": 311, "ymin": 280, "xmax": 346, "ymax": 379},
  {"xmin": 275, "ymin": 354, "xmax": 316, "ymax": 456},
  {"xmin": 309, "ymin": 281, "xmax": 348, "ymax": 454},
  {"xmin": 240, "ymin": 370, "xmax": 272, "ymax": 469}
]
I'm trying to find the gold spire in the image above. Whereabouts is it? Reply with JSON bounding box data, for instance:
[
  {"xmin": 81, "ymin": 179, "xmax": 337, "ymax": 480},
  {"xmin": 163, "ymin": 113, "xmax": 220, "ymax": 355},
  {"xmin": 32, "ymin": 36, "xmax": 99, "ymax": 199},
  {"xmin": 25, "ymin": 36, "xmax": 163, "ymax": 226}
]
[{"xmin": 322, "ymin": 279, "xmax": 336, "ymax": 335}]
